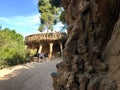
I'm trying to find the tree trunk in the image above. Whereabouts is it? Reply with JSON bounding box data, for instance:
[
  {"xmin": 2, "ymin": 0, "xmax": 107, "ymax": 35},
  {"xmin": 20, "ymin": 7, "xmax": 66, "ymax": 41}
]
[{"xmin": 52, "ymin": 0, "xmax": 120, "ymax": 90}]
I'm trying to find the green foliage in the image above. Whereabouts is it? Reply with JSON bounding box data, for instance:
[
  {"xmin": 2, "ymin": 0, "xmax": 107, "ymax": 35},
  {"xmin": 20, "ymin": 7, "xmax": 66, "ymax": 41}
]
[
  {"xmin": 5, "ymin": 54, "xmax": 25, "ymax": 66},
  {"xmin": 38, "ymin": 0, "xmax": 61, "ymax": 32},
  {"xmin": 50, "ymin": 0, "xmax": 61, "ymax": 7},
  {"xmin": 49, "ymin": 0, "xmax": 66, "ymax": 25},
  {"xmin": 38, "ymin": 24, "xmax": 44, "ymax": 32},
  {"xmin": 0, "ymin": 28, "xmax": 30, "ymax": 69},
  {"xmin": 60, "ymin": 11, "xmax": 66, "ymax": 24}
]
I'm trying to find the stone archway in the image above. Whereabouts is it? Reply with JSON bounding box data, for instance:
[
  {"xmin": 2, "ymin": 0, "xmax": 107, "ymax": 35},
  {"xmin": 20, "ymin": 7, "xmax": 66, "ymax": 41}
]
[{"xmin": 53, "ymin": 43, "xmax": 61, "ymax": 58}]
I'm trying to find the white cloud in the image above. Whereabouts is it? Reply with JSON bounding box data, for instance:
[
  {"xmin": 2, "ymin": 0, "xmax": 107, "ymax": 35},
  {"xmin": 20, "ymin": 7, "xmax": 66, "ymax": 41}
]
[
  {"xmin": 25, "ymin": 14, "xmax": 40, "ymax": 24},
  {"xmin": 0, "ymin": 13, "xmax": 40, "ymax": 26},
  {"xmin": 0, "ymin": 17, "xmax": 10, "ymax": 22},
  {"xmin": 55, "ymin": 22, "xmax": 64, "ymax": 27},
  {"xmin": 0, "ymin": 13, "xmax": 40, "ymax": 37},
  {"xmin": 11, "ymin": 14, "xmax": 40, "ymax": 26},
  {"xmin": 0, "ymin": 13, "xmax": 66, "ymax": 37},
  {"xmin": 54, "ymin": 22, "xmax": 66, "ymax": 32}
]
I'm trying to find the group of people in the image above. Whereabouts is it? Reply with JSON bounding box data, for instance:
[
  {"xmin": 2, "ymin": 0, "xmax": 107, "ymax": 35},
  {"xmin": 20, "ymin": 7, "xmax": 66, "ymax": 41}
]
[{"xmin": 36, "ymin": 52, "xmax": 48, "ymax": 62}]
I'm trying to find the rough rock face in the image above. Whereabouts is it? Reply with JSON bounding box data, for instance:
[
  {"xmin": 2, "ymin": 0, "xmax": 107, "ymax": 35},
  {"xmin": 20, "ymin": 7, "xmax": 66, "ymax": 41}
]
[
  {"xmin": 103, "ymin": 15, "xmax": 120, "ymax": 90},
  {"xmin": 52, "ymin": 0, "xmax": 120, "ymax": 90}
]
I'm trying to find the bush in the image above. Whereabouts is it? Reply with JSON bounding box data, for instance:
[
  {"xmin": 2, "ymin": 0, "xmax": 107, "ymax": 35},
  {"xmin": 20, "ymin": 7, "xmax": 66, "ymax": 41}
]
[
  {"xmin": 5, "ymin": 54, "xmax": 25, "ymax": 66},
  {"xmin": 0, "ymin": 28, "xmax": 31, "ymax": 69}
]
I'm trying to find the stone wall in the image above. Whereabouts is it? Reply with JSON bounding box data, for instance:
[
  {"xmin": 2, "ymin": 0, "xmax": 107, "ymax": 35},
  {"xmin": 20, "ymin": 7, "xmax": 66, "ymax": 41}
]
[{"xmin": 52, "ymin": 0, "xmax": 120, "ymax": 90}]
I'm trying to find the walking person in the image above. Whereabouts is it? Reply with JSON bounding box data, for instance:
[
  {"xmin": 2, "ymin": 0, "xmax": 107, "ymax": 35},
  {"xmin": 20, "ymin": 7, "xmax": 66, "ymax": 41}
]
[{"xmin": 39, "ymin": 53, "xmax": 43, "ymax": 62}]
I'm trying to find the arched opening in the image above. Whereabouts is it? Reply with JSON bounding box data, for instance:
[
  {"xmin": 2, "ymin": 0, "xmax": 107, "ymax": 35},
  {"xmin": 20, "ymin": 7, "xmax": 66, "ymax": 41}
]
[
  {"xmin": 53, "ymin": 43, "xmax": 61, "ymax": 58},
  {"xmin": 41, "ymin": 42, "xmax": 49, "ymax": 54}
]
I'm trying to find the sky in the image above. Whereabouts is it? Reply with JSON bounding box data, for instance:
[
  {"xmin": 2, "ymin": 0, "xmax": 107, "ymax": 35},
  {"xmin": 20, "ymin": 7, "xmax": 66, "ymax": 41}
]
[{"xmin": 0, "ymin": 0, "xmax": 65, "ymax": 37}]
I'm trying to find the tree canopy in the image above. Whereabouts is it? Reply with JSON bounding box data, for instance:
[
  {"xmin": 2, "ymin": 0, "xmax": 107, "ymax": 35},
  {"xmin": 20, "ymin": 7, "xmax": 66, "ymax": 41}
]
[
  {"xmin": 38, "ymin": 0, "xmax": 61, "ymax": 32},
  {"xmin": 0, "ymin": 28, "xmax": 26, "ymax": 68}
]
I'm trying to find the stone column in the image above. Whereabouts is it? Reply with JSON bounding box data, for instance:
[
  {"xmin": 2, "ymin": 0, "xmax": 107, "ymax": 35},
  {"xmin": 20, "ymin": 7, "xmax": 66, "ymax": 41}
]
[
  {"xmin": 38, "ymin": 44, "xmax": 42, "ymax": 53},
  {"xmin": 30, "ymin": 46, "xmax": 34, "ymax": 54},
  {"xmin": 59, "ymin": 42, "xmax": 63, "ymax": 58},
  {"xmin": 49, "ymin": 43, "xmax": 53, "ymax": 60}
]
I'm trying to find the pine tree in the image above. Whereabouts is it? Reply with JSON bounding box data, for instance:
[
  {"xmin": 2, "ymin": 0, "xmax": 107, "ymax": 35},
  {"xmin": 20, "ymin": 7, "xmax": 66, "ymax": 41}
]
[{"xmin": 38, "ymin": 0, "xmax": 61, "ymax": 32}]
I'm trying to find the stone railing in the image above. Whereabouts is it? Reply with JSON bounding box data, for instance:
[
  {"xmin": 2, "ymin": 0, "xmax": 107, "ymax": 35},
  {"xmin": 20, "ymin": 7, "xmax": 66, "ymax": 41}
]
[{"xmin": 25, "ymin": 32, "xmax": 67, "ymax": 44}]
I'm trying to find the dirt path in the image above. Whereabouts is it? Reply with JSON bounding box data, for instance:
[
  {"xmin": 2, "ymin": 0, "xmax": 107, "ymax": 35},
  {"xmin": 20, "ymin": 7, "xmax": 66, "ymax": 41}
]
[{"xmin": 0, "ymin": 58, "xmax": 61, "ymax": 90}]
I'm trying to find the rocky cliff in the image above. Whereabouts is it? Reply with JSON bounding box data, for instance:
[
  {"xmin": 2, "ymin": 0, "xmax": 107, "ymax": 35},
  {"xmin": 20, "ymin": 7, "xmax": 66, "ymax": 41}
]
[
  {"xmin": 52, "ymin": 0, "xmax": 120, "ymax": 90},
  {"xmin": 103, "ymin": 14, "xmax": 120, "ymax": 90}
]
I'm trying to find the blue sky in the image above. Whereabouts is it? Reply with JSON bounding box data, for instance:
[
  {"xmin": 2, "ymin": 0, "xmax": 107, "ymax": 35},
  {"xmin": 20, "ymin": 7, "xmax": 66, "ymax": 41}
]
[{"xmin": 0, "ymin": 0, "xmax": 65, "ymax": 37}]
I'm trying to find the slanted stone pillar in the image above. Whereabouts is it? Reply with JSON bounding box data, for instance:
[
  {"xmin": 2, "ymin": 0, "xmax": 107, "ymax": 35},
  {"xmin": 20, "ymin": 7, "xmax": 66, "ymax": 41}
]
[
  {"xmin": 59, "ymin": 42, "xmax": 63, "ymax": 58},
  {"xmin": 49, "ymin": 43, "xmax": 53, "ymax": 60},
  {"xmin": 38, "ymin": 44, "xmax": 42, "ymax": 53}
]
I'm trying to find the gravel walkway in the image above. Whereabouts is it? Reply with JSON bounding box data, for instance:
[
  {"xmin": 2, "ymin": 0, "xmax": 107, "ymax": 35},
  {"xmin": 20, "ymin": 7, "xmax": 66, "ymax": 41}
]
[{"xmin": 0, "ymin": 58, "xmax": 62, "ymax": 90}]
